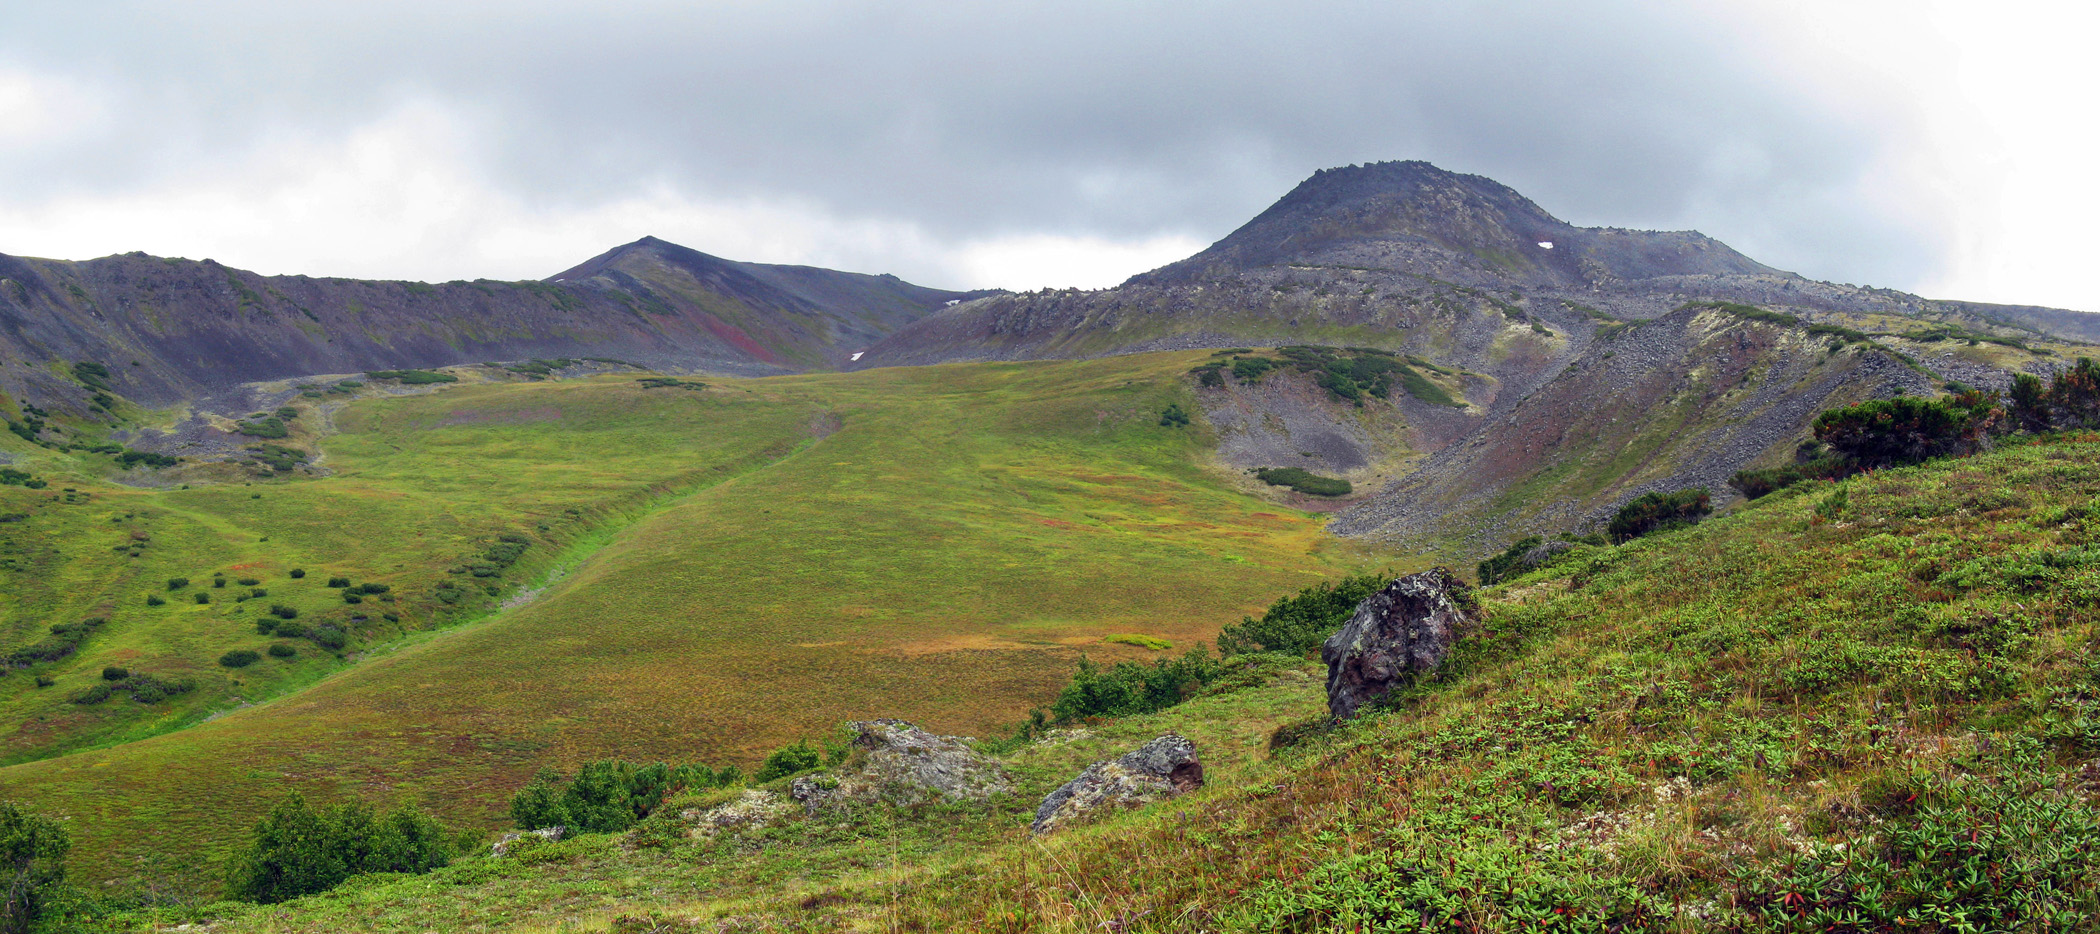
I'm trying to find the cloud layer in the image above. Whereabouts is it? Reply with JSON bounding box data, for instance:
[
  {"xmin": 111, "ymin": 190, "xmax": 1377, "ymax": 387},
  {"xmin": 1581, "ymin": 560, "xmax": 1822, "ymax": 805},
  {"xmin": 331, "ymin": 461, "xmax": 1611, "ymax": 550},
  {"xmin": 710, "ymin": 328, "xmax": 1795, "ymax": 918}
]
[{"xmin": 0, "ymin": 1, "xmax": 2090, "ymax": 307}]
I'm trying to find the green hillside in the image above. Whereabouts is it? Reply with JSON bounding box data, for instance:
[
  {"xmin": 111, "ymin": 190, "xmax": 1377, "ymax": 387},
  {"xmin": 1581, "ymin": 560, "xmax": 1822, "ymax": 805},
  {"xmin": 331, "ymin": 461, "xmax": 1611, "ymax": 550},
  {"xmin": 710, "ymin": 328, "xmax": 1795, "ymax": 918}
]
[
  {"xmin": 88, "ymin": 429, "xmax": 2100, "ymax": 933},
  {"xmin": 0, "ymin": 354, "xmax": 1380, "ymax": 889}
]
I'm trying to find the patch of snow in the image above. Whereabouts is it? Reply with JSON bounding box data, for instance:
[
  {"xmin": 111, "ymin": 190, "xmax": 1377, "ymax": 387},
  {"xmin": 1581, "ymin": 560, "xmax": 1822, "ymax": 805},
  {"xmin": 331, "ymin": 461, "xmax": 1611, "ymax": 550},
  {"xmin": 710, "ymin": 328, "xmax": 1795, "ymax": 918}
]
[
  {"xmin": 1537, "ymin": 241, "xmax": 1554, "ymax": 249},
  {"xmin": 850, "ymin": 351, "xmax": 864, "ymax": 361}
]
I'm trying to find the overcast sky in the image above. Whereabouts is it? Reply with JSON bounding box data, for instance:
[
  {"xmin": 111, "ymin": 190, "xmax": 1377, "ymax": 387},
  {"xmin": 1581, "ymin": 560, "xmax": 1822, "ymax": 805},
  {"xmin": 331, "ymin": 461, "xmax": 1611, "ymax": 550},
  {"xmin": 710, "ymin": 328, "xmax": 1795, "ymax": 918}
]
[{"xmin": 0, "ymin": 1, "xmax": 2094, "ymax": 310}]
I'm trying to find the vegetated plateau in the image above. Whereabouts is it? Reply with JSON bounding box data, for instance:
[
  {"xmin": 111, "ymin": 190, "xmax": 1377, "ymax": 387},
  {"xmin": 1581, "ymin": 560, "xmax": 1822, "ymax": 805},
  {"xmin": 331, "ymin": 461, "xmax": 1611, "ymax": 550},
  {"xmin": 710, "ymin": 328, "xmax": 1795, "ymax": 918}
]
[{"xmin": 0, "ymin": 159, "xmax": 2096, "ymax": 932}]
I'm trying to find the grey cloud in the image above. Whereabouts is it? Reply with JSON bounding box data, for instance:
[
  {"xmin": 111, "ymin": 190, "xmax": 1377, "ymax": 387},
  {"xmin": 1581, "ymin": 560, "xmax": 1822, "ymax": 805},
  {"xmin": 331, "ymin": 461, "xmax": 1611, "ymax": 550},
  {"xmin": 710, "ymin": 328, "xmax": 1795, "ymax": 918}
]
[{"xmin": 1, "ymin": 0, "xmax": 1941, "ymax": 287}]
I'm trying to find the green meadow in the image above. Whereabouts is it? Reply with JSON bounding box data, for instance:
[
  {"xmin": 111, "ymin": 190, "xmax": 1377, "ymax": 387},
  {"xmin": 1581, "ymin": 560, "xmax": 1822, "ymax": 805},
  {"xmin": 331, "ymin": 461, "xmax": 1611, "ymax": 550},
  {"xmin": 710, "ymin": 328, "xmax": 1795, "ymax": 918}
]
[{"xmin": 0, "ymin": 352, "xmax": 1385, "ymax": 886}]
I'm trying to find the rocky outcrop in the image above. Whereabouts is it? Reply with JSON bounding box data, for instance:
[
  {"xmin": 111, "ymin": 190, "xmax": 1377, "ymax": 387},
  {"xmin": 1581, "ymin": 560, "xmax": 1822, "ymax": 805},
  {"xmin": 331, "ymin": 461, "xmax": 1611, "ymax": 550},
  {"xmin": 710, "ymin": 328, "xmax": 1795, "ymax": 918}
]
[
  {"xmin": 1031, "ymin": 734, "xmax": 1203, "ymax": 835},
  {"xmin": 788, "ymin": 719, "xmax": 1012, "ymax": 813},
  {"xmin": 490, "ymin": 825, "xmax": 566, "ymax": 857},
  {"xmin": 1321, "ymin": 569, "xmax": 1473, "ymax": 719},
  {"xmin": 680, "ymin": 790, "xmax": 792, "ymax": 839}
]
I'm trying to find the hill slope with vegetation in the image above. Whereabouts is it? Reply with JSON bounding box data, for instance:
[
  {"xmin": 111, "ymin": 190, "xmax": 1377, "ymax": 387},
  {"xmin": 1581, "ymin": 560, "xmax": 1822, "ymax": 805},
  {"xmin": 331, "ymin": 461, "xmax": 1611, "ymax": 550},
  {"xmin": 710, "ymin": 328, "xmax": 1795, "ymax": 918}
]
[{"xmin": 42, "ymin": 426, "xmax": 2095, "ymax": 933}]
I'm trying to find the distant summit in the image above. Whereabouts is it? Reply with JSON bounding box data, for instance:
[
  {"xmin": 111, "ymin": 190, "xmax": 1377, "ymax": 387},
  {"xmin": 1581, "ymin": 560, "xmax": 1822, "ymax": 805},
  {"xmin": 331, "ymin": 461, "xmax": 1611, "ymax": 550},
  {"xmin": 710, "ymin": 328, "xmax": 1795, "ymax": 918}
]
[{"xmin": 1132, "ymin": 160, "xmax": 1775, "ymax": 288}]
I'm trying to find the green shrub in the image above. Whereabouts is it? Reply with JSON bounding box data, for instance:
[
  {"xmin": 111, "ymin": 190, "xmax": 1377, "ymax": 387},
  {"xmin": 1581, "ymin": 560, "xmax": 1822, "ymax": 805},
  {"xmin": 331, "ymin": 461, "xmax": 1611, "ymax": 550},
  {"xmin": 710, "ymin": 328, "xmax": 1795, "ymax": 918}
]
[
  {"xmin": 1606, "ymin": 489, "xmax": 1712, "ymax": 543},
  {"xmin": 1729, "ymin": 456, "xmax": 1857, "ymax": 499},
  {"xmin": 1050, "ymin": 646, "xmax": 1226, "ymax": 722},
  {"xmin": 67, "ymin": 684, "xmax": 112, "ymax": 706},
  {"xmin": 235, "ymin": 417, "xmax": 289, "ymax": 439},
  {"xmin": 114, "ymin": 449, "xmax": 179, "ymax": 469},
  {"xmin": 1478, "ymin": 536, "xmax": 1547, "ymax": 586},
  {"xmin": 225, "ymin": 793, "xmax": 453, "ymax": 904},
  {"xmin": 144, "ymin": 594, "xmax": 165, "ymax": 607},
  {"xmin": 237, "ymin": 577, "xmax": 260, "ymax": 586},
  {"xmin": 213, "ymin": 577, "xmax": 226, "ymax": 588},
  {"xmin": 270, "ymin": 604, "xmax": 298, "ymax": 620},
  {"xmin": 0, "ymin": 800, "xmax": 70, "ymax": 934},
  {"xmin": 358, "ymin": 583, "xmax": 390, "ymax": 595},
  {"xmin": 326, "ymin": 577, "xmax": 350, "ymax": 588},
  {"xmin": 365, "ymin": 369, "xmax": 458, "ymax": 385},
  {"xmin": 289, "ymin": 568, "xmax": 305, "ymax": 579},
  {"xmin": 219, "ymin": 650, "xmax": 261, "ymax": 668},
  {"xmin": 99, "ymin": 667, "xmax": 127, "ymax": 682},
  {"xmin": 342, "ymin": 592, "xmax": 362, "ymax": 604},
  {"xmin": 1216, "ymin": 574, "xmax": 1388, "ymax": 657},
  {"xmin": 166, "ymin": 577, "xmax": 189, "ymax": 590},
  {"xmin": 755, "ymin": 741, "xmax": 824, "ymax": 783},
  {"xmin": 1158, "ymin": 404, "xmax": 1190, "ymax": 427},
  {"xmin": 511, "ymin": 760, "xmax": 735, "ymax": 832},
  {"xmin": 1813, "ymin": 395, "xmax": 1997, "ymax": 467},
  {"xmin": 308, "ymin": 627, "xmax": 347, "ymax": 650},
  {"xmin": 267, "ymin": 644, "xmax": 296, "ymax": 658},
  {"xmin": 1253, "ymin": 467, "xmax": 1352, "ymax": 497},
  {"xmin": 194, "ymin": 592, "xmax": 208, "ymax": 604}
]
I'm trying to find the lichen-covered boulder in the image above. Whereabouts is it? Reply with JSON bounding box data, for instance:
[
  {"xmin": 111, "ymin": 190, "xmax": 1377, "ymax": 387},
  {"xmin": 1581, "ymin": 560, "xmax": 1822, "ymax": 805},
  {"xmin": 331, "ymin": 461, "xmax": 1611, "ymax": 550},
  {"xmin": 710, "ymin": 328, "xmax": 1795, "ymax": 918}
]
[
  {"xmin": 489, "ymin": 825, "xmax": 565, "ymax": 857},
  {"xmin": 1031, "ymin": 733, "xmax": 1203, "ymax": 835},
  {"xmin": 681, "ymin": 789, "xmax": 791, "ymax": 839},
  {"xmin": 790, "ymin": 719, "xmax": 1013, "ymax": 812},
  {"xmin": 1320, "ymin": 568, "xmax": 1472, "ymax": 719}
]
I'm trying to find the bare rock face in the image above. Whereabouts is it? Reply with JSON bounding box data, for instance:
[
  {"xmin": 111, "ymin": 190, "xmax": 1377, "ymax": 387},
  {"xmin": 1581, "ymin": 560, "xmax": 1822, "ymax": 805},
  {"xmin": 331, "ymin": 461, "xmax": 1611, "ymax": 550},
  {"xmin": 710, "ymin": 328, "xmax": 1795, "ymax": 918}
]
[
  {"xmin": 1031, "ymin": 734, "xmax": 1203, "ymax": 835},
  {"xmin": 790, "ymin": 719, "xmax": 1012, "ymax": 813},
  {"xmin": 1321, "ymin": 568, "xmax": 1473, "ymax": 719}
]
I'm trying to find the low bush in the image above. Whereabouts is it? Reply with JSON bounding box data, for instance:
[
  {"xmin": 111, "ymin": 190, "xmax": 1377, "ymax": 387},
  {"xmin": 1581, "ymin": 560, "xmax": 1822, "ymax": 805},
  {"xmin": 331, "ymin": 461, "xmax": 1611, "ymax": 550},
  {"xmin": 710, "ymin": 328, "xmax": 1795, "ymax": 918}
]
[
  {"xmin": 226, "ymin": 793, "xmax": 453, "ymax": 904},
  {"xmin": 67, "ymin": 684, "xmax": 112, "ymax": 706},
  {"xmin": 1215, "ymin": 573, "xmax": 1388, "ymax": 657},
  {"xmin": 100, "ymin": 667, "xmax": 127, "ymax": 682},
  {"xmin": 5, "ymin": 619, "xmax": 107, "ymax": 666},
  {"xmin": 1158, "ymin": 404, "xmax": 1190, "ymax": 427},
  {"xmin": 1729, "ymin": 456, "xmax": 1857, "ymax": 499},
  {"xmin": 365, "ymin": 369, "xmax": 458, "ymax": 385},
  {"xmin": 193, "ymin": 592, "xmax": 208, "ymax": 604},
  {"xmin": 114, "ymin": 449, "xmax": 179, "ymax": 469},
  {"xmin": 267, "ymin": 644, "xmax": 296, "ymax": 658},
  {"xmin": 1254, "ymin": 467, "xmax": 1352, "ymax": 497},
  {"xmin": 288, "ymin": 568, "xmax": 305, "ymax": 579},
  {"xmin": 165, "ymin": 578, "xmax": 189, "ymax": 590},
  {"xmin": 753, "ymin": 742, "xmax": 822, "ymax": 783},
  {"xmin": 144, "ymin": 594, "xmax": 165, "ymax": 607},
  {"xmin": 1606, "ymin": 488, "xmax": 1712, "ymax": 543},
  {"xmin": 1813, "ymin": 394, "xmax": 1999, "ymax": 467},
  {"xmin": 326, "ymin": 577, "xmax": 350, "ymax": 588},
  {"xmin": 234, "ymin": 417, "xmax": 289, "ymax": 439},
  {"xmin": 1050, "ymin": 647, "xmax": 1226, "ymax": 722},
  {"xmin": 0, "ymin": 799, "xmax": 71, "ymax": 933},
  {"xmin": 270, "ymin": 604, "xmax": 298, "ymax": 620},
  {"xmin": 511, "ymin": 760, "xmax": 740, "ymax": 833},
  {"xmin": 236, "ymin": 577, "xmax": 260, "ymax": 586},
  {"xmin": 218, "ymin": 650, "xmax": 261, "ymax": 669},
  {"xmin": 308, "ymin": 627, "xmax": 347, "ymax": 650}
]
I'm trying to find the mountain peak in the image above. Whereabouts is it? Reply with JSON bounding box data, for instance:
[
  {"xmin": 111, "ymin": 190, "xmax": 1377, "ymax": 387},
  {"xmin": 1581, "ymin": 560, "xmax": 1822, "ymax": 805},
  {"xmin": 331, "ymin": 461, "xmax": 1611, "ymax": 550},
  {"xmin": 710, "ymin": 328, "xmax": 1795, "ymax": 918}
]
[{"xmin": 1132, "ymin": 160, "xmax": 1775, "ymax": 288}]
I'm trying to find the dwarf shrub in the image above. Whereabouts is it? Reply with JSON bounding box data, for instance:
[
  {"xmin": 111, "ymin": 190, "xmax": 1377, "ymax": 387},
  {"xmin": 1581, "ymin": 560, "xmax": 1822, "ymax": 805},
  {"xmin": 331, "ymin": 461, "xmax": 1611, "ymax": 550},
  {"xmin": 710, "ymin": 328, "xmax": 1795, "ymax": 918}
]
[
  {"xmin": 145, "ymin": 595, "xmax": 165, "ymax": 607},
  {"xmin": 0, "ymin": 800, "xmax": 70, "ymax": 933},
  {"xmin": 166, "ymin": 577, "xmax": 189, "ymax": 590},
  {"xmin": 288, "ymin": 569, "xmax": 305, "ymax": 579},
  {"xmin": 326, "ymin": 577, "xmax": 350, "ymax": 588},
  {"xmin": 1215, "ymin": 573, "xmax": 1388, "ymax": 657},
  {"xmin": 100, "ymin": 667, "xmax": 127, "ymax": 682},
  {"xmin": 219, "ymin": 650, "xmax": 261, "ymax": 668},
  {"xmin": 1606, "ymin": 489, "xmax": 1712, "ymax": 543},
  {"xmin": 267, "ymin": 644, "xmax": 296, "ymax": 658},
  {"xmin": 194, "ymin": 592, "xmax": 209, "ymax": 604},
  {"xmin": 226, "ymin": 793, "xmax": 453, "ymax": 904}
]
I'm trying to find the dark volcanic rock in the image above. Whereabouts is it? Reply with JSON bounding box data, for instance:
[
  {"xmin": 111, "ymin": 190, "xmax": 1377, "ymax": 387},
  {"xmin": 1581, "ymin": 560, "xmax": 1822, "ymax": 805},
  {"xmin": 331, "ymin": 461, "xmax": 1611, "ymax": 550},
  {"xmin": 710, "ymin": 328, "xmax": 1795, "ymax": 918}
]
[
  {"xmin": 1031, "ymin": 733, "xmax": 1203, "ymax": 835},
  {"xmin": 1321, "ymin": 569, "xmax": 1473, "ymax": 719}
]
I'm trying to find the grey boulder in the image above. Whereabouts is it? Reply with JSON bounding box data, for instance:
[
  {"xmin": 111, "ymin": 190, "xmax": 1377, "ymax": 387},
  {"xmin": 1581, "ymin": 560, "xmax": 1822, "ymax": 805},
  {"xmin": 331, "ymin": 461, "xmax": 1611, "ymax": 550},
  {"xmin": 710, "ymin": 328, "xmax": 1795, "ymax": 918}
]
[
  {"xmin": 1031, "ymin": 733, "xmax": 1203, "ymax": 835},
  {"xmin": 790, "ymin": 718, "xmax": 1013, "ymax": 812}
]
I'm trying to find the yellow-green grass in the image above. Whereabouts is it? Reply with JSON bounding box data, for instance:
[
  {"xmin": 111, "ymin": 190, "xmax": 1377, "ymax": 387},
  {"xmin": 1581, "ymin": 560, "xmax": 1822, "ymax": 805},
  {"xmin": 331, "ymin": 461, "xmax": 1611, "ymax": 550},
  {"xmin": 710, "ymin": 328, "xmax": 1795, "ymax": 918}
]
[{"xmin": 0, "ymin": 352, "xmax": 1386, "ymax": 887}]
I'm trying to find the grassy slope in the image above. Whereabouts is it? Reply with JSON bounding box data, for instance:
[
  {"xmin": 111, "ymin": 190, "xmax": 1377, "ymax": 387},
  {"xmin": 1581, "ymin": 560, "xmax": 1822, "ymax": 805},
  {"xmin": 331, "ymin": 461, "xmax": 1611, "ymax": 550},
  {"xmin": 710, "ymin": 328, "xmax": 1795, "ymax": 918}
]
[
  {"xmin": 0, "ymin": 353, "xmax": 1379, "ymax": 887},
  {"xmin": 185, "ymin": 431, "xmax": 2100, "ymax": 933}
]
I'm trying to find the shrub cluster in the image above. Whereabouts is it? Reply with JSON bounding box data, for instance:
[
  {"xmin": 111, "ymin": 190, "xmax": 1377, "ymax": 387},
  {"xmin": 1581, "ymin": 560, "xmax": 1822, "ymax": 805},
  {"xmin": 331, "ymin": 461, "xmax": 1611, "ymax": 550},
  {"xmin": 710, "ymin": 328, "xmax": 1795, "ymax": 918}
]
[
  {"xmin": 4, "ymin": 618, "xmax": 106, "ymax": 667},
  {"xmin": 1813, "ymin": 393, "xmax": 2000, "ymax": 468},
  {"xmin": 511, "ymin": 760, "xmax": 740, "ymax": 834},
  {"xmin": 0, "ymin": 799, "xmax": 70, "ymax": 933},
  {"xmin": 234, "ymin": 417, "xmax": 289, "ymax": 439},
  {"xmin": 1050, "ymin": 647, "xmax": 1225, "ymax": 723},
  {"xmin": 464, "ymin": 535, "xmax": 530, "ymax": 578},
  {"xmin": 1215, "ymin": 574, "xmax": 1388, "ymax": 657},
  {"xmin": 635, "ymin": 377, "xmax": 705, "ymax": 390},
  {"xmin": 1189, "ymin": 346, "xmax": 1459, "ymax": 407},
  {"xmin": 226, "ymin": 793, "xmax": 451, "ymax": 904},
  {"xmin": 1157, "ymin": 404, "xmax": 1190, "ymax": 427},
  {"xmin": 244, "ymin": 444, "xmax": 306, "ymax": 473},
  {"xmin": 365, "ymin": 369, "xmax": 458, "ymax": 385},
  {"xmin": 0, "ymin": 468, "xmax": 44, "ymax": 489},
  {"xmin": 114, "ymin": 449, "xmax": 179, "ymax": 469},
  {"xmin": 1605, "ymin": 489, "xmax": 1712, "ymax": 543},
  {"xmin": 68, "ymin": 671, "xmax": 193, "ymax": 706},
  {"xmin": 1253, "ymin": 467, "xmax": 1352, "ymax": 497},
  {"xmin": 218, "ymin": 650, "xmax": 261, "ymax": 668}
]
